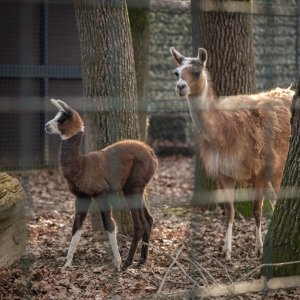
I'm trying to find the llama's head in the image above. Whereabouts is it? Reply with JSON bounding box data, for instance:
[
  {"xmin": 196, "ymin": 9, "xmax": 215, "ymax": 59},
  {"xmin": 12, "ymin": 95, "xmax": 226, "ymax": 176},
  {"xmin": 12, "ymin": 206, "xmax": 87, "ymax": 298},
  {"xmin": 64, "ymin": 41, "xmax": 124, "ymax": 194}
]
[
  {"xmin": 45, "ymin": 99, "xmax": 84, "ymax": 140},
  {"xmin": 170, "ymin": 47, "xmax": 208, "ymax": 97}
]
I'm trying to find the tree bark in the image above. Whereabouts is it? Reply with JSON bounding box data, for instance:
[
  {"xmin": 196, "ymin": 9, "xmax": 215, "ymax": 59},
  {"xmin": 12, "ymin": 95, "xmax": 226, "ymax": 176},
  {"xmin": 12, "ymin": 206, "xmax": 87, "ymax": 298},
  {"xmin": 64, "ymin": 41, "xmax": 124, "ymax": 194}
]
[
  {"xmin": 128, "ymin": 0, "xmax": 150, "ymax": 141},
  {"xmin": 74, "ymin": 0, "xmax": 139, "ymax": 235},
  {"xmin": 0, "ymin": 173, "xmax": 26, "ymax": 267},
  {"xmin": 262, "ymin": 77, "xmax": 300, "ymax": 278},
  {"xmin": 191, "ymin": 0, "xmax": 255, "ymax": 95},
  {"xmin": 191, "ymin": 0, "xmax": 255, "ymax": 214}
]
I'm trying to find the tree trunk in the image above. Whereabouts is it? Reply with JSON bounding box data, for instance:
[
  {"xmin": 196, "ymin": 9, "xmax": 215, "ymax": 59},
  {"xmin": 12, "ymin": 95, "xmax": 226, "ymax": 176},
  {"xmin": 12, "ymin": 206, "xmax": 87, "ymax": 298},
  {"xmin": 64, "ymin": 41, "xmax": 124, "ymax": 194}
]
[
  {"xmin": 74, "ymin": 0, "xmax": 139, "ymax": 235},
  {"xmin": 128, "ymin": 0, "xmax": 150, "ymax": 141},
  {"xmin": 262, "ymin": 77, "xmax": 300, "ymax": 278},
  {"xmin": 191, "ymin": 0, "xmax": 255, "ymax": 95},
  {"xmin": 0, "ymin": 173, "xmax": 26, "ymax": 267},
  {"xmin": 191, "ymin": 0, "xmax": 256, "ymax": 214}
]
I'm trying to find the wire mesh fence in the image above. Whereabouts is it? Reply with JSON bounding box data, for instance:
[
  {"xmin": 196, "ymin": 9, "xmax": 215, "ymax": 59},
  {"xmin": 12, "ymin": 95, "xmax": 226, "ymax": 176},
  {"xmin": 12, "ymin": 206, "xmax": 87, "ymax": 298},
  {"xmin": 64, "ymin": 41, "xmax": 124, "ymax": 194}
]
[
  {"xmin": 1, "ymin": 0, "xmax": 300, "ymax": 170},
  {"xmin": 1, "ymin": 1, "xmax": 300, "ymax": 298}
]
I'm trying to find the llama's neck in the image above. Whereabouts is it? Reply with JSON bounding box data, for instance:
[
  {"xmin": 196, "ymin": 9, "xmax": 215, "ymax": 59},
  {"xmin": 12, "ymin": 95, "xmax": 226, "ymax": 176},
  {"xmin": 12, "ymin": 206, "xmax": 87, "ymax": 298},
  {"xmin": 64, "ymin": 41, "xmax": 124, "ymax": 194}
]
[
  {"xmin": 59, "ymin": 132, "xmax": 82, "ymax": 181},
  {"xmin": 186, "ymin": 74, "xmax": 220, "ymax": 135}
]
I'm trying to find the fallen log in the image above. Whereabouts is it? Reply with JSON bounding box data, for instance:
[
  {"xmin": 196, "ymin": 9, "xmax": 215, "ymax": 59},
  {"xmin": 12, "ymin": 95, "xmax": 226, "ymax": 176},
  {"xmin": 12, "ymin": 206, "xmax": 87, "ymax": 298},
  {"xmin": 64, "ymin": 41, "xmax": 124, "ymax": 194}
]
[{"xmin": 0, "ymin": 173, "xmax": 26, "ymax": 267}]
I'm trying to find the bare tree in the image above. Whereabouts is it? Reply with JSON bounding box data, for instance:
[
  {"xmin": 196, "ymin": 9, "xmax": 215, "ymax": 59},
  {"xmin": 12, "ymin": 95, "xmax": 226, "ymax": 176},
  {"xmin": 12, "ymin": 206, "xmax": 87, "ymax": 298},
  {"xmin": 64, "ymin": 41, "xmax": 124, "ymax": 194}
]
[
  {"xmin": 262, "ymin": 78, "xmax": 300, "ymax": 277},
  {"xmin": 74, "ymin": 0, "xmax": 139, "ymax": 234},
  {"xmin": 191, "ymin": 0, "xmax": 255, "ymax": 215},
  {"xmin": 128, "ymin": 0, "xmax": 150, "ymax": 141}
]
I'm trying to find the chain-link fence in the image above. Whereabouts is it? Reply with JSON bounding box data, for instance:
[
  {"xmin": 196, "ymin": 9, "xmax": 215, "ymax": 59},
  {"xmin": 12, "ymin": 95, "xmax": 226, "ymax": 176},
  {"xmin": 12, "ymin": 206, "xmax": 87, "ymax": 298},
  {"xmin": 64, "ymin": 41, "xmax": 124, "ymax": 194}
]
[
  {"xmin": 1, "ymin": 1, "xmax": 300, "ymax": 299},
  {"xmin": 0, "ymin": 0, "xmax": 300, "ymax": 170}
]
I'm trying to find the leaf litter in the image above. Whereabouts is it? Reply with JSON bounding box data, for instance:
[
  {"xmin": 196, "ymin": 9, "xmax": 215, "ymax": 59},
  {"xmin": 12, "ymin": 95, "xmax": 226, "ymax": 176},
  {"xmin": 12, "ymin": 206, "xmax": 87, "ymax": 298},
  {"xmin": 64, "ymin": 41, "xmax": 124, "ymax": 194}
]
[{"xmin": 1, "ymin": 156, "xmax": 299, "ymax": 299}]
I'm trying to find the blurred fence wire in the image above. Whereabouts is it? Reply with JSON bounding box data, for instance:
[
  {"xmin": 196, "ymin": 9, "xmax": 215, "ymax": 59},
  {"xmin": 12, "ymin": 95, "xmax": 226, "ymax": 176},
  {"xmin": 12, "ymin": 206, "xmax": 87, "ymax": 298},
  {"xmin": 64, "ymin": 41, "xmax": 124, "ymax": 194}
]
[{"xmin": 1, "ymin": 0, "xmax": 300, "ymax": 170}]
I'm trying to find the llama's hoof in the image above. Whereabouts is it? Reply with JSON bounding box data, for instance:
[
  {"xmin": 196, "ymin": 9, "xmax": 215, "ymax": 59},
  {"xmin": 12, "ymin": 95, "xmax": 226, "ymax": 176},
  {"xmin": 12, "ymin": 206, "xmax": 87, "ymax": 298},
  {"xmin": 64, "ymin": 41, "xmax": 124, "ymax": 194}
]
[
  {"xmin": 121, "ymin": 260, "xmax": 132, "ymax": 271},
  {"xmin": 222, "ymin": 248, "xmax": 232, "ymax": 261},
  {"xmin": 222, "ymin": 244, "xmax": 231, "ymax": 261},
  {"xmin": 61, "ymin": 262, "xmax": 71, "ymax": 270},
  {"xmin": 137, "ymin": 258, "xmax": 146, "ymax": 267},
  {"xmin": 224, "ymin": 252, "xmax": 231, "ymax": 261},
  {"xmin": 255, "ymin": 246, "xmax": 263, "ymax": 257},
  {"xmin": 113, "ymin": 258, "xmax": 122, "ymax": 272}
]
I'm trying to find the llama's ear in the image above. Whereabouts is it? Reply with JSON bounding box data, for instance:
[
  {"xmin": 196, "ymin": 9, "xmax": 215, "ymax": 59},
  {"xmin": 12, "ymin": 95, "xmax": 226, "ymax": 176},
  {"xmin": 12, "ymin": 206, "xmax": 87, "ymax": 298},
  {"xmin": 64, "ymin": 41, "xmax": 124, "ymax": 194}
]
[
  {"xmin": 198, "ymin": 48, "xmax": 207, "ymax": 66},
  {"xmin": 170, "ymin": 47, "xmax": 184, "ymax": 65},
  {"xmin": 50, "ymin": 99, "xmax": 72, "ymax": 115},
  {"xmin": 56, "ymin": 99, "xmax": 73, "ymax": 115},
  {"xmin": 50, "ymin": 99, "xmax": 63, "ymax": 111}
]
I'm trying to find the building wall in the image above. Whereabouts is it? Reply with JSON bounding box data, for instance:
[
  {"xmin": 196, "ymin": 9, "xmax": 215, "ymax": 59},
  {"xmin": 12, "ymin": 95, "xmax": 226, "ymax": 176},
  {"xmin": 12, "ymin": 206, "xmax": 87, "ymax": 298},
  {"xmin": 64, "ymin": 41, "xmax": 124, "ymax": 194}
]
[{"xmin": 253, "ymin": 0, "xmax": 300, "ymax": 90}]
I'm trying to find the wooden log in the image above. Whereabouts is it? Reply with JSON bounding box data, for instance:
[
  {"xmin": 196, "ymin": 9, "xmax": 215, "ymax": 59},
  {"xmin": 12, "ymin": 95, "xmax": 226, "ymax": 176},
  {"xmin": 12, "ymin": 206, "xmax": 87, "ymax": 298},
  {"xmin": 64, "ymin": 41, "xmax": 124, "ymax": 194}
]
[{"xmin": 0, "ymin": 173, "xmax": 26, "ymax": 267}]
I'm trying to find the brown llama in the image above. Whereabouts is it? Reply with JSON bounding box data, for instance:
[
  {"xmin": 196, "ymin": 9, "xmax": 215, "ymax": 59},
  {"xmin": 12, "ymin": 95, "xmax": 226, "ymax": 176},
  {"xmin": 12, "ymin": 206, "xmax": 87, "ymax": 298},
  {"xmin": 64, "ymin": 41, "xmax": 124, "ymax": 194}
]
[
  {"xmin": 45, "ymin": 99, "xmax": 157, "ymax": 270},
  {"xmin": 170, "ymin": 47, "xmax": 292, "ymax": 259}
]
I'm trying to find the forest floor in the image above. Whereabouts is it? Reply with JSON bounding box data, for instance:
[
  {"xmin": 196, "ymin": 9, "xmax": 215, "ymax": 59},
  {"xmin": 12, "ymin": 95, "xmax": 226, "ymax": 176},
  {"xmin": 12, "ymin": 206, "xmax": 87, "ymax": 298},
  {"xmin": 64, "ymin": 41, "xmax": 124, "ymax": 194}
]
[{"xmin": 1, "ymin": 155, "xmax": 300, "ymax": 299}]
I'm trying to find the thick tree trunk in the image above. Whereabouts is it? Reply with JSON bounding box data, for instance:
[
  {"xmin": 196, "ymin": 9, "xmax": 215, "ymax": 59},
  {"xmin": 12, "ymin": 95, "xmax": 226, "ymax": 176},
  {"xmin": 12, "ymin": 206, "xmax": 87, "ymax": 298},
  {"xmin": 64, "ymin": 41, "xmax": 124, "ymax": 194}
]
[
  {"xmin": 262, "ymin": 78, "xmax": 300, "ymax": 278},
  {"xmin": 191, "ymin": 0, "xmax": 255, "ymax": 95},
  {"xmin": 128, "ymin": 0, "xmax": 150, "ymax": 141},
  {"xmin": 0, "ymin": 173, "xmax": 26, "ymax": 267},
  {"xmin": 74, "ymin": 0, "xmax": 139, "ymax": 235},
  {"xmin": 191, "ymin": 0, "xmax": 255, "ymax": 214}
]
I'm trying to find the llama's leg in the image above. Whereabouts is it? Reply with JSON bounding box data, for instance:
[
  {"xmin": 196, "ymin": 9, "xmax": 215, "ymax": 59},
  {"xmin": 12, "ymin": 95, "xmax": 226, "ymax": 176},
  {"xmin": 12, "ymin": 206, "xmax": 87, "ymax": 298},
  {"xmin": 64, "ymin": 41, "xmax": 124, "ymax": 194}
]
[
  {"xmin": 264, "ymin": 181, "xmax": 277, "ymax": 202},
  {"xmin": 97, "ymin": 197, "xmax": 121, "ymax": 271},
  {"xmin": 139, "ymin": 199, "xmax": 154, "ymax": 266},
  {"xmin": 268, "ymin": 171, "xmax": 284, "ymax": 214},
  {"xmin": 271, "ymin": 171, "xmax": 283, "ymax": 199},
  {"xmin": 253, "ymin": 181, "xmax": 264, "ymax": 257},
  {"xmin": 122, "ymin": 188, "xmax": 145, "ymax": 270},
  {"xmin": 219, "ymin": 178, "xmax": 235, "ymax": 260},
  {"xmin": 62, "ymin": 196, "xmax": 91, "ymax": 269}
]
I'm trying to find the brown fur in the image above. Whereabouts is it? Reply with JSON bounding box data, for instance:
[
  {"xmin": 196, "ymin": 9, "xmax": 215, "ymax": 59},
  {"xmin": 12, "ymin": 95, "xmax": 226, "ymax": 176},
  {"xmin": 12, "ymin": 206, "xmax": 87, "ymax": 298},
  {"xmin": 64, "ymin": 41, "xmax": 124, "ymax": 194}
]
[
  {"xmin": 198, "ymin": 88, "xmax": 292, "ymax": 184},
  {"xmin": 58, "ymin": 110, "xmax": 84, "ymax": 139},
  {"xmin": 60, "ymin": 136, "xmax": 157, "ymax": 198},
  {"xmin": 170, "ymin": 47, "xmax": 292, "ymax": 259},
  {"xmin": 46, "ymin": 99, "xmax": 158, "ymax": 270}
]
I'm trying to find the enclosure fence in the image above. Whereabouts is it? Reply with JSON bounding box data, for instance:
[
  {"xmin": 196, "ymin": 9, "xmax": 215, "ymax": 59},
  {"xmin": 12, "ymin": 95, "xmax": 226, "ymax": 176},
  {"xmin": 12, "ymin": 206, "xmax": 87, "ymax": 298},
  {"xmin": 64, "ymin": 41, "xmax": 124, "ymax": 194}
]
[
  {"xmin": 1, "ymin": 0, "xmax": 300, "ymax": 170},
  {"xmin": 1, "ymin": 0, "xmax": 300, "ymax": 298}
]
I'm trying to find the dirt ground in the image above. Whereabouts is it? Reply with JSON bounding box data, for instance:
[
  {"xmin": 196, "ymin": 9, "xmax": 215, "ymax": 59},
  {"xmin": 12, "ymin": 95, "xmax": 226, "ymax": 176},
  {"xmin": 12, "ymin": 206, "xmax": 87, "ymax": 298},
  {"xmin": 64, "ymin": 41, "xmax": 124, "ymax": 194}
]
[{"xmin": 1, "ymin": 156, "xmax": 299, "ymax": 299}]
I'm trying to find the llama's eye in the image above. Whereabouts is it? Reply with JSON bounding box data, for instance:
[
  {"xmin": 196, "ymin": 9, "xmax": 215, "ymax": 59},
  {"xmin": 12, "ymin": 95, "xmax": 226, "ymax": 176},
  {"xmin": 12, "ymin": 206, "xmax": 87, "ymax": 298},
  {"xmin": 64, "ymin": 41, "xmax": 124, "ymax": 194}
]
[
  {"xmin": 193, "ymin": 71, "xmax": 201, "ymax": 77},
  {"xmin": 174, "ymin": 70, "xmax": 179, "ymax": 77}
]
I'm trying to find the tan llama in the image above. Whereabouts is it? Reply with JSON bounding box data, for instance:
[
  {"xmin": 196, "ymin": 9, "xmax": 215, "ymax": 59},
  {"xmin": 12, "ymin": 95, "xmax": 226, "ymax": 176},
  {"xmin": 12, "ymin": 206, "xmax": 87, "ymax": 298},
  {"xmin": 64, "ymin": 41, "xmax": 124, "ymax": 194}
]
[{"xmin": 170, "ymin": 47, "xmax": 292, "ymax": 260}]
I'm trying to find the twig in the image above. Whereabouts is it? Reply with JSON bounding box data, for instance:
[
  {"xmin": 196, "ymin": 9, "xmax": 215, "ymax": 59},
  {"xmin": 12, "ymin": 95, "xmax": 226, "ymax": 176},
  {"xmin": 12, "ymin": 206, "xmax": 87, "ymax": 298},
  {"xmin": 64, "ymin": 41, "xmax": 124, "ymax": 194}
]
[
  {"xmin": 156, "ymin": 244, "xmax": 184, "ymax": 295},
  {"xmin": 236, "ymin": 260, "xmax": 300, "ymax": 282},
  {"xmin": 188, "ymin": 248, "xmax": 233, "ymax": 284},
  {"xmin": 0, "ymin": 276, "xmax": 32, "ymax": 300},
  {"xmin": 181, "ymin": 253, "xmax": 218, "ymax": 285},
  {"xmin": 138, "ymin": 269, "xmax": 155, "ymax": 286},
  {"xmin": 205, "ymin": 256, "xmax": 232, "ymax": 283},
  {"xmin": 144, "ymin": 242, "xmax": 202, "ymax": 289},
  {"xmin": 153, "ymin": 275, "xmax": 300, "ymax": 299},
  {"xmin": 143, "ymin": 265, "xmax": 163, "ymax": 284},
  {"xmin": 143, "ymin": 265, "xmax": 190, "ymax": 285},
  {"xmin": 193, "ymin": 260, "xmax": 219, "ymax": 284},
  {"xmin": 180, "ymin": 254, "xmax": 209, "ymax": 286},
  {"xmin": 196, "ymin": 254, "xmax": 233, "ymax": 283}
]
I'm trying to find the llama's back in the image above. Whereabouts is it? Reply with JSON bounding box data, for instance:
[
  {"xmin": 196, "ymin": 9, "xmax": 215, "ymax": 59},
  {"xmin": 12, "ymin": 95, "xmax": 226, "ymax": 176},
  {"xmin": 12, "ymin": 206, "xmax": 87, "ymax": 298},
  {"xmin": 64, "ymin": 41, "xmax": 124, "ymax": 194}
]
[
  {"xmin": 217, "ymin": 88, "xmax": 293, "ymax": 112},
  {"xmin": 102, "ymin": 140, "xmax": 158, "ymax": 193},
  {"xmin": 201, "ymin": 88, "xmax": 292, "ymax": 181},
  {"xmin": 217, "ymin": 87, "xmax": 292, "ymax": 154}
]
